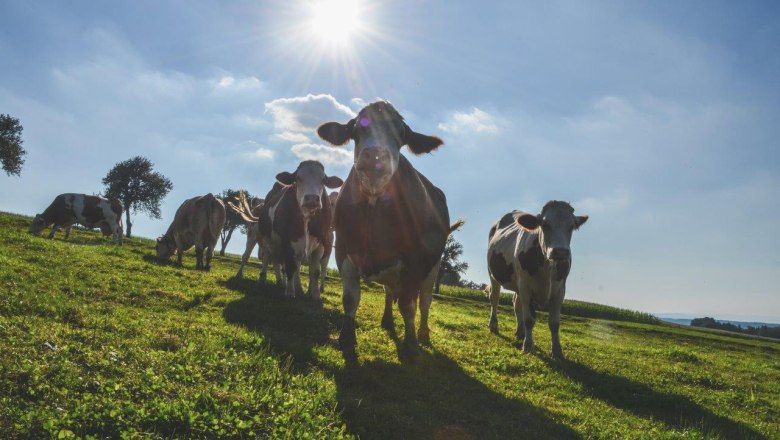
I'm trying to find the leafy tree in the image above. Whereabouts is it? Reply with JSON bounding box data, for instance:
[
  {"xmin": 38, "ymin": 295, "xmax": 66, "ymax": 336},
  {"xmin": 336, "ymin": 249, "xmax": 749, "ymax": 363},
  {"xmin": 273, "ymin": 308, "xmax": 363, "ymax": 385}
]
[
  {"xmin": 0, "ymin": 114, "xmax": 26, "ymax": 176},
  {"xmin": 217, "ymin": 189, "xmax": 254, "ymax": 256},
  {"xmin": 436, "ymin": 235, "xmax": 469, "ymax": 294},
  {"xmin": 102, "ymin": 156, "xmax": 173, "ymax": 237}
]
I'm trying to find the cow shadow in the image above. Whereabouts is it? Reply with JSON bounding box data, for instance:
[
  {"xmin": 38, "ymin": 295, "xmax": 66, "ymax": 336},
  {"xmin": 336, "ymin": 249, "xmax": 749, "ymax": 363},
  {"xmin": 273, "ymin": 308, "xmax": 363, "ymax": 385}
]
[
  {"xmin": 543, "ymin": 358, "xmax": 768, "ymax": 439},
  {"xmin": 220, "ymin": 277, "xmax": 342, "ymax": 369},
  {"xmin": 329, "ymin": 351, "xmax": 583, "ymax": 440}
]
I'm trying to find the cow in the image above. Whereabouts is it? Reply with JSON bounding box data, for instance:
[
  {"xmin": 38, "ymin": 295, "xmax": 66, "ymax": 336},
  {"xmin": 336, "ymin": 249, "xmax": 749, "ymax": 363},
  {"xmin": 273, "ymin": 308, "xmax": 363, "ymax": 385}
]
[
  {"xmin": 317, "ymin": 100, "xmax": 463, "ymax": 358},
  {"xmin": 156, "ymin": 193, "xmax": 226, "ymax": 271},
  {"xmin": 485, "ymin": 201, "xmax": 588, "ymax": 359},
  {"xmin": 234, "ymin": 196, "xmax": 265, "ymax": 280},
  {"xmin": 28, "ymin": 193, "xmax": 124, "ymax": 244},
  {"xmin": 229, "ymin": 161, "xmax": 343, "ymax": 300}
]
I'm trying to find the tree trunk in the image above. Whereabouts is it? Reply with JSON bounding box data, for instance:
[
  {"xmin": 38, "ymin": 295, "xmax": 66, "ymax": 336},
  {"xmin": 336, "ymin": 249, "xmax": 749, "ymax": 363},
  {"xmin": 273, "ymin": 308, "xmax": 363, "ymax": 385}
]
[
  {"xmin": 125, "ymin": 208, "xmax": 132, "ymax": 238},
  {"xmin": 219, "ymin": 228, "xmax": 234, "ymax": 256}
]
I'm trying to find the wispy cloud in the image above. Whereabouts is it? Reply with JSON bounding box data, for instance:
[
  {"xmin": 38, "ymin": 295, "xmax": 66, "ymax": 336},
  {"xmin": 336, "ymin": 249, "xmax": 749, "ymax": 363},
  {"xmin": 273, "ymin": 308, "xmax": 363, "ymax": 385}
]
[
  {"xmin": 274, "ymin": 131, "xmax": 311, "ymax": 144},
  {"xmin": 438, "ymin": 107, "xmax": 499, "ymax": 134},
  {"xmin": 290, "ymin": 143, "xmax": 353, "ymax": 166},
  {"xmin": 264, "ymin": 94, "xmax": 355, "ymax": 134}
]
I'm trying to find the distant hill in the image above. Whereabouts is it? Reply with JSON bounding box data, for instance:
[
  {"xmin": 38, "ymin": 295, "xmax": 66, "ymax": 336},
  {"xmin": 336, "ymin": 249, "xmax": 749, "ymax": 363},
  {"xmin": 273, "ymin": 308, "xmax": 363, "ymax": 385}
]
[{"xmin": 658, "ymin": 315, "xmax": 780, "ymax": 328}]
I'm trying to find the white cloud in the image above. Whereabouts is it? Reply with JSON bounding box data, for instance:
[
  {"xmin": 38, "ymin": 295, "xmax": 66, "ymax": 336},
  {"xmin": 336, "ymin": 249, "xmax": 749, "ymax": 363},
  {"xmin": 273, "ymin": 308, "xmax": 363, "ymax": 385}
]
[
  {"xmin": 264, "ymin": 93, "xmax": 355, "ymax": 134},
  {"xmin": 275, "ymin": 131, "xmax": 311, "ymax": 143},
  {"xmin": 290, "ymin": 143, "xmax": 353, "ymax": 166},
  {"xmin": 438, "ymin": 107, "xmax": 499, "ymax": 134},
  {"xmin": 247, "ymin": 147, "xmax": 275, "ymax": 160}
]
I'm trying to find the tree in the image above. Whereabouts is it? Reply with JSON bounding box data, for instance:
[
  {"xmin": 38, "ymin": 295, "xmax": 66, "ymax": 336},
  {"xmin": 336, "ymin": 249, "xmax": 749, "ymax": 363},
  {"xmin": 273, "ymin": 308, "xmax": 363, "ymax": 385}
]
[
  {"xmin": 217, "ymin": 189, "xmax": 253, "ymax": 256},
  {"xmin": 102, "ymin": 156, "xmax": 173, "ymax": 237},
  {"xmin": 436, "ymin": 235, "xmax": 469, "ymax": 294},
  {"xmin": 0, "ymin": 114, "xmax": 26, "ymax": 176}
]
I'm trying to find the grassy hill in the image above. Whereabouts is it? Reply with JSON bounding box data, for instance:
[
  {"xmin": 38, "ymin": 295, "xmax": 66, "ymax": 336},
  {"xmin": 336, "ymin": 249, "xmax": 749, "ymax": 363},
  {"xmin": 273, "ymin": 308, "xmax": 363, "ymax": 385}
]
[{"xmin": 1, "ymin": 212, "xmax": 778, "ymax": 439}]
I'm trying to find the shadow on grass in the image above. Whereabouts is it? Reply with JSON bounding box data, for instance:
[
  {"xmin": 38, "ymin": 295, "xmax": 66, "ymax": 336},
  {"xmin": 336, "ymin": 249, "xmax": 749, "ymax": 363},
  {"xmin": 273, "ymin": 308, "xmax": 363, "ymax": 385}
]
[
  {"xmin": 545, "ymin": 358, "xmax": 768, "ymax": 439},
  {"xmin": 221, "ymin": 279, "xmax": 582, "ymax": 439},
  {"xmin": 329, "ymin": 352, "xmax": 583, "ymax": 440},
  {"xmin": 220, "ymin": 277, "xmax": 342, "ymax": 368}
]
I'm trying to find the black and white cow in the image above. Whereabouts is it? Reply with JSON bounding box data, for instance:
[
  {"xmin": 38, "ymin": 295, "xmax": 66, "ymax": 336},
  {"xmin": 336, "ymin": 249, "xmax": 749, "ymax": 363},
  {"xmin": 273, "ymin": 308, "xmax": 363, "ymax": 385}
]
[
  {"xmin": 29, "ymin": 193, "xmax": 124, "ymax": 244},
  {"xmin": 318, "ymin": 101, "xmax": 463, "ymax": 358},
  {"xmin": 230, "ymin": 161, "xmax": 343, "ymax": 300},
  {"xmin": 486, "ymin": 201, "xmax": 588, "ymax": 359}
]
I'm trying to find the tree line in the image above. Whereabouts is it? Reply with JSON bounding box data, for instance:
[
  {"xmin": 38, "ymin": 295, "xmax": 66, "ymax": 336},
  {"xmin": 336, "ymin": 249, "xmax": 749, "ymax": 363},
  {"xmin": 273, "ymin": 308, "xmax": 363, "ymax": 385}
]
[{"xmin": 690, "ymin": 317, "xmax": 780, "ymax": 340}]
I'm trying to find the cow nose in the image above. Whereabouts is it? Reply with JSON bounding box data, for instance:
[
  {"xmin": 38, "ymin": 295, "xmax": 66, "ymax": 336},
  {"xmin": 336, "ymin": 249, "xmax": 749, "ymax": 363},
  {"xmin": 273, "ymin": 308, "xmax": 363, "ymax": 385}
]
[
  {"xmin": 358, "ymin": 147, "xmax": 390, "ymax": 171},
  {"xmin": 550, "ymin": 248, "xmax": 570, "ymax": 261},
  {"xmin": 302, "ymin": 194, "xmax": 321, "ymax": 209}
]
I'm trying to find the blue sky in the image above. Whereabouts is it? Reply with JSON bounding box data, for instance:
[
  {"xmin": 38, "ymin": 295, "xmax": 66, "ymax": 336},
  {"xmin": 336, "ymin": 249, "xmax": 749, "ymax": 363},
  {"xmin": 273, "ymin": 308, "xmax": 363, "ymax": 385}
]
[{"xmin": 2, "ymin": 0, "xmax": 779, "ymax": 322}]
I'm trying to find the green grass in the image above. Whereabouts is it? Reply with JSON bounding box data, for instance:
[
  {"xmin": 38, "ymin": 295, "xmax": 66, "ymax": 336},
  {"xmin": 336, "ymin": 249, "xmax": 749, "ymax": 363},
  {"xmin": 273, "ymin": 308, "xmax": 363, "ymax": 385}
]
[{"xmin": 1, "ymin": 212, "xmax": 778, "ymax": 439}]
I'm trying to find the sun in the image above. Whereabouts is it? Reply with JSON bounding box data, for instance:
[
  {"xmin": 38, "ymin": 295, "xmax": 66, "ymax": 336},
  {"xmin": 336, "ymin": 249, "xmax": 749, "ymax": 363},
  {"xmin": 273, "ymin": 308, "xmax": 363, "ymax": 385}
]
[{"xmin": 309, "ymin": 0, "xmax": 361, "ymax": 45}]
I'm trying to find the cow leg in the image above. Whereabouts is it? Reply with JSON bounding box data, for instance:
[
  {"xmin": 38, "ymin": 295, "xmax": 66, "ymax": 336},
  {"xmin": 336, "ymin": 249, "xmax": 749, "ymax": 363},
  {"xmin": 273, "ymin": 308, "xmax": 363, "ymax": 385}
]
[
  {"xmin": 283, "ymin": 261, "xmax": 299, "ymax": 298},
  {"xmin": 236, "ymin": 239, "xmax": 255, "ymax": 279},
  {"xmin": 64, "ymin": 226, "xmax": 72, "ymax": 240},
  {"xmin": 308, "ymin": 246, "xmax": 325, "ymax": 302},
  {"xmin": 549, "ymin": 290, "xmax": 565, "ymax": 359},
  {"xmin": 398, "ymin": 294, "xmax": 419, "ymax": 356},
  {"xmin": 418, "ymin": 262, "xmax": 439, "ymax": 345},
  {"xmin": 381, "ymin": 286, "xmax": 395, "ymax": 330},
  {"xmin": 176, "ymin": 249, "xmax": 183, "ymax": 267},
  {"xmin": 318, "ymin": 254, "xmax": 328, "ymax": 295},
  {"xmin": 204, "ymin": 241, "xmax": 215, "ymax": 271},
  {"xmin": 513, "ymin": 285, "xmax": 536, "ymax": 353},
  {"xmin": 488, "ymin": 277, "xmax": 502, "ymax": 333},
  {"xmin": 48, "ymin": 225, "xmax": 60, "ymax": 239},
  {"xmin": 195, "ymin": 245, "xmax": 204, "ymax": 270},
  {"xmin": 339, "ymin": 259, "xmax": 361, "ymax": 356},
  {"xmin": 294, "ymin": 265, "xmax": 304, "ymax": 297}
]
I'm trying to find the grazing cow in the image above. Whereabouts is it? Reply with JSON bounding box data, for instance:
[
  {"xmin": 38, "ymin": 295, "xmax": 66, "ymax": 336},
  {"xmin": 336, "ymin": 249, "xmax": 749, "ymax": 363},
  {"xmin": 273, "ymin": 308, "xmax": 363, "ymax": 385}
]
[
  {"xmin": 318, "ymin": 100, "xmax": 463, "ymax": 357},
  {"xmin": 29, "ymin": 193, "xmax": 123, "ymax": 244},
  {"xmin": 156, "ymin": 193, "xmax": 226, "ymax": 270},
  {"xmin": 234, "ymin": 196, "xmax": 265, "ymax": 280},
  {"xmin": 229, "ymin": 161, "xmax": 343, "ymax": 300},
  {"xmin": 486, "ymin": 201, "xmax": 588, "ymax": 359}
]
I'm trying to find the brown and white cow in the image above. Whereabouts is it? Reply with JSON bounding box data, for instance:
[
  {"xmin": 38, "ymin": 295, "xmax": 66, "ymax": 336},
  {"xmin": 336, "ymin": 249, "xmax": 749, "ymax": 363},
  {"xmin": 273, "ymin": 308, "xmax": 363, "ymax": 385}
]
[
  {"xmin": 234, "ymin": 196, "xmax": 265, "ymax": 280},
  {"xmin": 156, "ymin": 193, "xmax": 226, "ymax": 270},
  {"xmin": 486, "ymin": 201, "xmax": 588, "ymax": 359},
  {"xmin": 29, "ymin": 193, "xmax": 124, "ymax": 244},
  {"xmin": 229, "ymin": 161, "xmax": 343, "ymax": 300},
  {"xmin": 318, "ymin": 101, "xmax": 463, "ymax": 358}
]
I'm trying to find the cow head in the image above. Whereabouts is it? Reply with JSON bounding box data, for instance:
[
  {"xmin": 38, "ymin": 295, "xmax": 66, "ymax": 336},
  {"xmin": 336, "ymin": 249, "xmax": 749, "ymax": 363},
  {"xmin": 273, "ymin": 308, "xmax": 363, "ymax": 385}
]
[
  {"xmin": 28, "ymin": 214, "xmax": 48, "ymax": 235},
  {"xmin": 276, "ymin": 160, "xmax": 343, "ymax": 217},
  {"xmin": 155, "ymin": 235, "xmax": 176, "ymax": 261},
  {"xmin": 317, "ymin": 101, "xmax": 443, "ymax": 198},
  {"xmin": 516, "ymin": 201, "xmax": 588, "ymax": 263}
]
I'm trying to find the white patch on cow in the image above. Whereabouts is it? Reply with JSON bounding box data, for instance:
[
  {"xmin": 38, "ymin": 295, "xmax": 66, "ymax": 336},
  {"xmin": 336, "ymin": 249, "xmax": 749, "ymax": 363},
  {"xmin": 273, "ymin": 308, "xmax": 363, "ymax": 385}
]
[{"xmin": 363, "ymin": 259, "xmax": 404, "ymax": 285}]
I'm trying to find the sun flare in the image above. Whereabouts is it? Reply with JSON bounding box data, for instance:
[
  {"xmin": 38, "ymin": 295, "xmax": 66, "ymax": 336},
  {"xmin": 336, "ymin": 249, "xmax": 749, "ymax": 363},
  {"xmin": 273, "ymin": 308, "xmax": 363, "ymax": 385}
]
[{"xmin": 310, "ymin": 0, "xmax": 361, "ymax": 45}]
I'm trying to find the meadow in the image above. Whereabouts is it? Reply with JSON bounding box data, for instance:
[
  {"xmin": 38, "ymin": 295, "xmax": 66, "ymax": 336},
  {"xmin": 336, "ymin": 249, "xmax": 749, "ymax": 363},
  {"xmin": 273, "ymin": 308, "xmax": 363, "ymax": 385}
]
[{"xmin": 1, "ymin": 211, "xmax": 778, "ymax": 439}]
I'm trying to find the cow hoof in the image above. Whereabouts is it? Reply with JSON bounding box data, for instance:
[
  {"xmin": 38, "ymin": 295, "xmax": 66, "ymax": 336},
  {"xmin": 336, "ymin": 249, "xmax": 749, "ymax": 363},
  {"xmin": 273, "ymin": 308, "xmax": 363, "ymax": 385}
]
[
  {"xmin": 400, "ymin": 340, "xmax": 421, "ymax": 360},
  {"xmin": 489, "ymin": 319, "xmax": 499, "ymax": 334},
  {"xmin": 522, "ymin": 342, "xmax": 535, "ymax": 354},
  {"xmin": 551, "ymin": 346, "xmax": 565, "ymax": 360},
  {"xmin": 417, "ymin": 327, "xmax": 430, "ymax": 345}
]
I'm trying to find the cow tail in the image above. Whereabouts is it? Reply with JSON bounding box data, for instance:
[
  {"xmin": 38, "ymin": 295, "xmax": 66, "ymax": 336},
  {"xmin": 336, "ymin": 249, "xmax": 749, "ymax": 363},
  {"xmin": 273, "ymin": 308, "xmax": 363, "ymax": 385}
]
[
  {"xmin": 205, "ymin": 193, "xmax": 217, "ymax": 241},
  {"xmin": 449, "ymin": 219, "xmax": 465, "ymax": 235}
]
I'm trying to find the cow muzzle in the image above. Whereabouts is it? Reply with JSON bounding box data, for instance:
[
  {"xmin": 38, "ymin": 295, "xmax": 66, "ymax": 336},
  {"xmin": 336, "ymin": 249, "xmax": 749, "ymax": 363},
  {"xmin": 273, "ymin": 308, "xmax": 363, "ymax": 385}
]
[
  {"xmin": 549, "ymin": 247, "xmax": 571, "ymax": 261},
  {"xmin": 356, "ymin": 148, "xmax": 393, "ymax": 195},
  {"xmin": 301, "ymin": 194, "xmax": 322, "ymax": 212}
]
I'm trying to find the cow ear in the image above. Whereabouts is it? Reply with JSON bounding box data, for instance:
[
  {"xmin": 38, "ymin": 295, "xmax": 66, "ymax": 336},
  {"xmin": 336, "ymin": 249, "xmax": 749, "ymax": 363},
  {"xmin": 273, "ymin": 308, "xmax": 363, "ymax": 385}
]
[
  {"xmin": 318, "ymin": 119, "xmax": 355, "ymax": 146},
  {"xmin": 276, "ymin": 171, "xmax": 296, "ymax": 186},
  {"xmin": 575, "ymin": 215, "xmax": 589, "ymax": 229},
  {"xmin": 516, "ymin": 213, "xmax": 541, "ymax": 231},
  {"xmin": 404, "ymin": 124, "xmax": 443, "ymax": 155},
  {"xmin": 324, "ymin": 175, "xmax": 344, "ymax": 189}
]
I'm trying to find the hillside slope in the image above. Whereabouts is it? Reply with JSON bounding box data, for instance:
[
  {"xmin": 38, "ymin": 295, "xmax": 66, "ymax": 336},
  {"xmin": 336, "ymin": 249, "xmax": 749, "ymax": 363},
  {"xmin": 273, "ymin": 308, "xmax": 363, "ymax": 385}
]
[{"xmin": 1, "ymin": 212, "xmax": 778, "ymax": 439}]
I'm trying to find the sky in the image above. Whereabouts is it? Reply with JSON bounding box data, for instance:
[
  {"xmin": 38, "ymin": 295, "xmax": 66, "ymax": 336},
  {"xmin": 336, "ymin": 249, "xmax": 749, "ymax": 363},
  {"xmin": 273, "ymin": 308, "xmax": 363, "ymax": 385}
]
[{"xmin": 1, "ymin": 0, "xmax": 779, "ymax": 322}]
